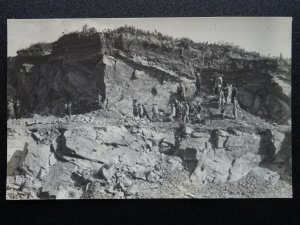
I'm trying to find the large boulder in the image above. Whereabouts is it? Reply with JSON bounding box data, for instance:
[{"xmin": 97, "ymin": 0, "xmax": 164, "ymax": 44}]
[
  {"xmin": 260, "ymin": 129, "xmax": 286, "ymax": 160},
  {"xmin": 190, "ymin": 148, "xmax": 234, "ymax": 183},
  {"xmin": 40, "ymin": 161, "xmax": 77, "ymax": 199},
  {"xmin": 228, "ymin": 153, "xmax": 262, "ymax": 182},
  {"xmin": 225, "ymin": 132, "xmax": 261, "ymax": 157},
  {"xmin": 212, "ymin": 130, "xmax": 230, "ymax": 149},
  {"xmin": 60, "ymin": 126, "xmax": 137, "ymax": 164},
  {"xmin": 273, "ymin": 131, "xmax": 291, "ymax": 163},
  {"xmin": 270, "ymin": 130, "xmax": 286, "ymax": 156},
  {"xmin": 248, "ymin": 167, "xmax": 280, "ymax": 185},
  {"xmin": 18, "ymin": 138, "xmax": 53, "ymax": 179},
  {"xmin": 7, "ymin": 135, "xmax": 31, "ymax": 176},
  {"xmin": 175, "ymin": 136, "xmax": 209, "ymax": 159}
]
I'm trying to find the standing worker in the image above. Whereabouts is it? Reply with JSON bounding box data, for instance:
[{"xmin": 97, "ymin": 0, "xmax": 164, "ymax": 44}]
[
  {"xmin": 142, "ymin": 104, "xmax": 153, "ymax": 122},
  {"xmin": 231, "ymin": 85, "xmax": 238, "ymax": 119},
  {"xmin": 66, "ymin": 101, "xmax": 72, "ymax": 117},
  {"xmin": 176, "ymin": 84, "xmax": 183, "ymax": 100},
  {"xmin": 195, "ymin": 72, "xmax": 202, "ymax": 96},
  {"xmin": 7, "ymin": 99, "xmax": 15, "ymax": 120},
  {"xmin": 227, "ymin": 84, "xmax": 232, "ymax": 105},
  {"xmin": 132, "ymin": 99, "xmax": 139, "ymax": 117},
  {"xmin": 14, "ymin": 99, "xmax": 21, "ymax": 119},
  {"xmin": 169, "ymin": 103, "xmax": 176, "ymax": 121},
  {"xmin": 214, "ymin": 74, "xmax": 223, "ymax": 95},
  {"xmin": 68, "ymin": 101, "xmax": 72, "ymax": 116},
  {"xmin": 64, "ymin": 101, "xmax": 72, "ymax": 117},
  {"xmin": 183, "ymin": 101, "xmax": 190, "ymax": 123},
  {"xmin": 223, "ymin": 83, "xmax": 229, "ymax": 105},
  {"xmin": 220, "ymin": 97, "xmax": 226, "ymax": 119},
  {"xmin": 181, "ymin": 83, "xmax": 187, "ymax": 101},
  {"xmin": 188, "ymin": 100, "xmax": 194, "ymax": 118},
  {"xmin": 195, "ymin": 101, "xmax": 203, "ymax": 114},
  {"xmin": 194, "ymin": 101, "xmax": 203, "ymax": 123},
  {"xmin": 218, "ymin": 88, "xmax": 225, "ymax": 110},
  {"xmin": 105, "ymin": 97, "xmax": 109, "ymax": 110},
  {"xmin": 152, "ymin": 103, "xmax": 159, "ymax": 122},
  {"xmin": 176, "ymin": 101, "xmax": 184, "ymax": 122},
  {"xmin": 98, "ymin": 94, "xmax": 103, "ymax": 109},
  {"xmin": 138, "ymin": 103, "xmax": 144, "ymax": 118}
]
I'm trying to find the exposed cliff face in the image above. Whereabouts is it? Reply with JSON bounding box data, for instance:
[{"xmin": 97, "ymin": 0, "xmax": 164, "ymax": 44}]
[{"xmin": 7, "ymin": 29, "xmax": 291, "ymax": 124}]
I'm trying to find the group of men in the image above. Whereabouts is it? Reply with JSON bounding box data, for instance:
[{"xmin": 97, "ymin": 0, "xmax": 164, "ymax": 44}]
[
  {"xmin": 63, "ymin": 93, "xmax": 109, "ymax": 118},
  {"xmin": 169, "ymin": 99, "xmax": 203, "ymax": 123},
  {"xmin": 132, "ymin": 99, "xmax": 160, "ymax": 122},
  {"xmin": 213, "ymin": 74, "xmax": 239, "ymax": 119},
  {"xmin": 130, "ymin": 72, "xmax": 239, "ymax": 124},
  {"xmin": 176, "ymin": 83, "xmax": 187, "ymax": 102},
  {"xmin": 7, "ymin": 98, "xmax": 21, "ymax": 120},
  {"xmin": 8, "ymin": 72, "xmax": 238, "ymax": 122},
  {"xmin": 131, "ymin": 79, "xmax": 205, "ymax": 124}
]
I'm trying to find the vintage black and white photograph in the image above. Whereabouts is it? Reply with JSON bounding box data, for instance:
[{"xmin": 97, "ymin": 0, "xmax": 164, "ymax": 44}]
[{"xmin": 6, "ymin": 17, "xmax": 292, "ymax": 199}]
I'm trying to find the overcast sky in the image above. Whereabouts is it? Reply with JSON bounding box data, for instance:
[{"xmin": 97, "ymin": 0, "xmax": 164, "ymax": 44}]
[{"xmin": 7, "ymin": 17, "xmax": 292, "ymax": 58}]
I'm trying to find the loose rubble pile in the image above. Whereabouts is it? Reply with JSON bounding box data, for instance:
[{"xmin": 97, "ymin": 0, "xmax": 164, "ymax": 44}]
[
  {"xmin": 117, "ymin": 116, "xmax": 150, "ymax": 128},
  {"xmin": 6, "ymin": 111, "xmax": 292, "ymax": 199}
]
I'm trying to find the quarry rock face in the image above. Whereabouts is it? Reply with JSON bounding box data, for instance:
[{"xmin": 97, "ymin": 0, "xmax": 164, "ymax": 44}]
[{"xmin": 7, "ymin": 29, "xmax": 290, "ymax": 124}]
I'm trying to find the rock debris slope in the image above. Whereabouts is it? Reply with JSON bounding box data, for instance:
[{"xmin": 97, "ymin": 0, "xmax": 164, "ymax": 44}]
[{"xmin": 7, "ymin": 110, "xmax": 291, "ymax": 199}]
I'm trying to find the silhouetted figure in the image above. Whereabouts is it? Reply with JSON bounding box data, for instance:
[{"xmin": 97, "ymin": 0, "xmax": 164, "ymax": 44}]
[
  {"xmin": 14, "ymin": 99, "xmax": 21, "ymax": 119},
  {"xmin": 176, "ymin": 101, "xmax": 184, "ymax": 122},
  {"xmin": 195, "ymin": 72, "xmax": 202, "ymax": 96},
  {"xmin": 142, "ymin": 104, "xmax": 153, "ymax": 122},
  {"xmin": 214, "ymin": 74, "xmax": 223, "ymax": 95},
  {"xmin": 223, "ymin": 84, "xmax": 229, "ymax": 104},
  {"xmin": 169, "ymin": 103, "xmax": 176, "ymax": 121},
  {"xmin": 138, "ymin": 103, "xmax": 144, "ymax": 118},
  {"xmin": 183, "ymin": 102, "xmax": 190, "ymax": 123},
  {"xmin": 193, "ymin": 101, "xmax": 203, "ymax": 124},
  {"xmin": 152, "ymin": 103, "xmax": 159, "ymax": 122},
  {"xmin": 231, "ymin": 85, "xmax": 238, "ymax": 119},
  {"xmin": 132, "ymin": 99, "xmax": 139, "ymax": 117},
  {"xmin": 218, "ymin": 88, "xmax": 225, "ymax": 110},
  {"xmin": 7, "ymin": 99, "xmax": 15, "ymax": 120},
  {"xmin": 64, "ymin": 101, "xmax": 72, "ymax": 117}
]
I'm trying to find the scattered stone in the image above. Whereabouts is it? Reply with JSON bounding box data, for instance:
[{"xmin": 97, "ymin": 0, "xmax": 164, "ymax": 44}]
[
  {"xmin": 98, "ymin": 164, "xmax": 116, "ymax": 182},
  {"xmin": 249, "ymin": 167, "xmax": 280, "ymax": 185},
  {"xmin": 32, "ymin": 131, "xmax": 43, "ymax": 141},
  {"xmin": 146, "ymin": 171, "xmax": 160, "ymax": 183},
  {"xmin": 123, "ymin": 184, "xmax": 138, "ymax": 196},
  {"xmin": 114, "ymin": 191, "xmax": 125, "ymax": 198}
]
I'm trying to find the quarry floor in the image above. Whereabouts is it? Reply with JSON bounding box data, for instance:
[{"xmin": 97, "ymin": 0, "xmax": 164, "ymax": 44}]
[{"xmin": 7, "ymin": 103, "xmax": 292, "ymax": 199}]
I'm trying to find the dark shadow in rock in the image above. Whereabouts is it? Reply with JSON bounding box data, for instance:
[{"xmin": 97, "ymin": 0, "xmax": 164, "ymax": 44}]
[
  {"xmin": 71, "ymin": 172, "xmax": 90, "ymax": 187},
  {"xmin": 168, "ymin": 92, "xmax": 179, "ymax": 106},
  {"xmin": 258, "ymin": 130, "xmax": 291, "ymax": 183},
  {"xmin": 52, "ymin": 127, "xmax": 76, "ymax": 162},
  {"xmin": 7, "ymin": 150, "xmax": 23, "ymax": 176},
  {"xmin": 37, "ymin": 187, "xmax": 56, "ymax": 200},
  {"xmin": 182, "ymin": 160, "xmax": 198, "ymax": 175},
  {"xmin": 209, "ymin": 130, "xmax": 218, "ymax": 149}
]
